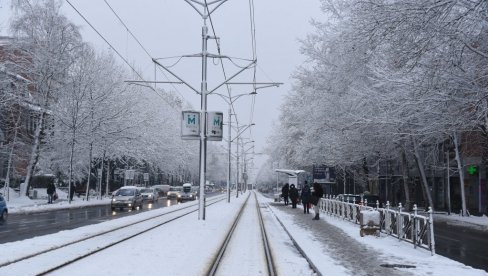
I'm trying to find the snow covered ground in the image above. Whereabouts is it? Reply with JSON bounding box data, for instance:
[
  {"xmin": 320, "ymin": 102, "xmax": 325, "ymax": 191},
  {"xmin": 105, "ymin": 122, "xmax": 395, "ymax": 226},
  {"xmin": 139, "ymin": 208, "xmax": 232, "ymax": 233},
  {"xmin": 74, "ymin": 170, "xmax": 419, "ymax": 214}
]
[{"xmin": 0, "ymin": 191, "xmax": 487, "ymax": 275}]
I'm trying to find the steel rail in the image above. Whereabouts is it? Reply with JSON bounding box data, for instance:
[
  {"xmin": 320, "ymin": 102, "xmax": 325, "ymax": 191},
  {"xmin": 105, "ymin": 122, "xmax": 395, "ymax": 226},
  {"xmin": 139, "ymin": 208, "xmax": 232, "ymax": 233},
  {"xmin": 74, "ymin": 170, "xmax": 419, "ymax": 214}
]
[
  {"xmin": 265, "ymin": 200, "xmax": 322, "ymax": 276},
  {"xmin": 206, "ymin": 192, "xmax": 277, "ymax": 276},
  {"xmin": 254, "ymin": 192, "xmax": 277, "ymax": 276},
  {"xmin": 206, "ymin": 193, "xmax": 251, "ymax": 276},
  {"xmin": 0, "ymin": 195, "xmax": 226, "ymax": 271}
]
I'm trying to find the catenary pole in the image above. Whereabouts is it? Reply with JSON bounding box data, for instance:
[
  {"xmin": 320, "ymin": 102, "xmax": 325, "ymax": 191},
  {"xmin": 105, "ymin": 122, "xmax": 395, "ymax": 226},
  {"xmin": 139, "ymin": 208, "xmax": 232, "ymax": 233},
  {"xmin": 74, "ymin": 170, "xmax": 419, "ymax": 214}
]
[
  {"xmin": 198, "ymin": 8, "xmax": 209, "ymax": 220},
  {"xmin": 227, "ymin": 107, "xmax": 231, "ymax": 202}
]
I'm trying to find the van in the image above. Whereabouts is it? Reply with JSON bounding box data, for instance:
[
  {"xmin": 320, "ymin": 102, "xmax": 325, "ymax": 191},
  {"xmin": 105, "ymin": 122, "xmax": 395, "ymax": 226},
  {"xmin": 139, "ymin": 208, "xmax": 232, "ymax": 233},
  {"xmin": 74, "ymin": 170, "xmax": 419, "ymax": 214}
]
[{"xmin": 151, "ymin": 184, "xmax": 170, "ymax": 197}]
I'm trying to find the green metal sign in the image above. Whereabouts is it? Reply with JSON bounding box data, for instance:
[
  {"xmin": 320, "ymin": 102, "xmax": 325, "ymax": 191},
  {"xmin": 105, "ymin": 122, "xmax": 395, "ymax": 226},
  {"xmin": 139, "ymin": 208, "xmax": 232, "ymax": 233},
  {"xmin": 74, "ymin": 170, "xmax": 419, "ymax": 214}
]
[{"xmin": 467, "ymin": 165, "xmax": 477, "ymax": 175}]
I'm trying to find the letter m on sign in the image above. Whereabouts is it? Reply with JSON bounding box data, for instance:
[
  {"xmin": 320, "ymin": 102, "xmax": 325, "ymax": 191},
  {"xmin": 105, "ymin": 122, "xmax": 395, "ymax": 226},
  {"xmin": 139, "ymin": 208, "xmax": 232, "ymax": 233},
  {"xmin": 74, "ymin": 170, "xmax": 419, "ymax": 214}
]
[
  {"xmin": 213, "ymin": 117, "xmax": 220, "ymax": 126},
  {"xmin": 188, "ymin": 115, "xmax": 196, "ymax": 125}
]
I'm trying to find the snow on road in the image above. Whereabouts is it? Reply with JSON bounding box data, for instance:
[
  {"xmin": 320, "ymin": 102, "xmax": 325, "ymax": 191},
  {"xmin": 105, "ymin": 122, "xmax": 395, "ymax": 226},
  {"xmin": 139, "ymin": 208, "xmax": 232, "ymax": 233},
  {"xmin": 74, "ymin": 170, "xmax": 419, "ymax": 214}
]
[{"xmin": 0, "ymin": 191, "xmax": 487, "ymax": 276}]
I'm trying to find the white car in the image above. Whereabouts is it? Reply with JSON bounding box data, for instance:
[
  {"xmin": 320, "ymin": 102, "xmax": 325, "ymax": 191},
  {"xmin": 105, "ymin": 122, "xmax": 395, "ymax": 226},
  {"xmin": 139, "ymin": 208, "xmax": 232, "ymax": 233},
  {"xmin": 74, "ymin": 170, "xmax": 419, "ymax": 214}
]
[
  {"xmin": 167, "ymin": 186, "xmax": 183, "ymax": 201},
  {"xmin": 139, "ymin": 188, "xmax": 159, "ymax": 203}
]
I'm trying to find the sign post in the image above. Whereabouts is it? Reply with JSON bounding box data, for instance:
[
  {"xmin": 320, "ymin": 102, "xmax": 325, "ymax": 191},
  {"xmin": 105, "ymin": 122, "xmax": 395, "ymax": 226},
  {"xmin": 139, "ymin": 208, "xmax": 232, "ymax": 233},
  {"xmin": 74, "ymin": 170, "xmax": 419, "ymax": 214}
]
[{"xmin": 143, "ymin": 173, "xmax": 149, "ymax": 187}]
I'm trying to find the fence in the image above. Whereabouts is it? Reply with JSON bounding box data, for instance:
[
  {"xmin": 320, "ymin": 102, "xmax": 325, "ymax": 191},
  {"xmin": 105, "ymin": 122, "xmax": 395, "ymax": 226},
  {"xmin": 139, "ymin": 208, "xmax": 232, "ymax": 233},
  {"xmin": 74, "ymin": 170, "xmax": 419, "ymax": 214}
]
[{"xmin": 319, "ymin": 195, "xmax": 435, "ymax": 255}]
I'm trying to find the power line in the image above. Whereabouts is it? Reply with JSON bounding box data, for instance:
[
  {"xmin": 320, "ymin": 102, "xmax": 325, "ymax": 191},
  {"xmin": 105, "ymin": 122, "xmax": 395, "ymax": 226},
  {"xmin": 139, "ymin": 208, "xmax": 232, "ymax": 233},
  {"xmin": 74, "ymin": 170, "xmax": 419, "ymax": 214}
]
[
  {"xmin": 65, "ymin": 0, "xmax": 178, "ymax": 110},
  {"xmin": 65, "ymin": 0, "xmax": 144, "ymax": 82},
  {"xmin": 102, "ymin": 0, "xmax": 187, "ymax": 102}
]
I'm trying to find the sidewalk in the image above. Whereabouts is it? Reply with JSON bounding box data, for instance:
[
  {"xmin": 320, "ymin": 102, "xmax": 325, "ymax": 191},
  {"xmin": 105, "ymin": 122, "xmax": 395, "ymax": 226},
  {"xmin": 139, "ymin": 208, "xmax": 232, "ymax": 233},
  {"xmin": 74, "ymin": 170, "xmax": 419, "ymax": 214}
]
[
  {"xmin": 264, "ymin": 195, "xmax": 488, "ymax": 276},
  {"xmin": 0, "ymin": 191, "xmax": 486, "ymax": 275},
  {"xmin": 3, "ymin": 188, "xmax": 111, "ymax": 214}
]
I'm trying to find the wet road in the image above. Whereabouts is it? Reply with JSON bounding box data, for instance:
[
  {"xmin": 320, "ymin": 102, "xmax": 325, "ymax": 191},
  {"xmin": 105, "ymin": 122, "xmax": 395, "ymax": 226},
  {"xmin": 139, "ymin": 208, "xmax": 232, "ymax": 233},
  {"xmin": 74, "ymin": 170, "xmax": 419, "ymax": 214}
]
[
  {"xmin": 434, "ymin": 220, "xmax": 488, "ymax": 272},
  {"xmin": 0, "ymin": 197, "xmax": 181, "ymax": 244}
]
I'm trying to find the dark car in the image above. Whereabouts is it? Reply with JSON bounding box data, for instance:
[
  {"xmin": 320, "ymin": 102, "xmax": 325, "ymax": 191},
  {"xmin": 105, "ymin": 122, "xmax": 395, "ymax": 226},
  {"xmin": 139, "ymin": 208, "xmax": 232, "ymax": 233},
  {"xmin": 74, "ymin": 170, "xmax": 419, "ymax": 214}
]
[
  {"xmin": 111, "ymin": 186, "xmax": 143, "ymax": 211},
  {"xmin": 361, "ymin": 194, "xmax": 381, "ymax": 208},
  {"xmin": 0, "ymin": 194, "xmax": 8, "ymax": 221},
  {"xmin": 337, "ymin": 194, "xmax": 361, "ymax": 204}
]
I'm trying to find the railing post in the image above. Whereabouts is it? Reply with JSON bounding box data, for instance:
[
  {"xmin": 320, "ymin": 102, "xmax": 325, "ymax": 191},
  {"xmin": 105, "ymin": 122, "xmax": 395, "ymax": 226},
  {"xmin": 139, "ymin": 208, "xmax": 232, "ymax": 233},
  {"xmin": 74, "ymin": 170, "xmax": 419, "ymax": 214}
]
[
  {"xmin": 398, "ymin": 203, "xmax": 403, "ymax": 241},
  {"xmin": 386, "ymin": 201, "xmax": 391, "ymax": 234},
  {"xmin": 376, "ymin": 200, "xmax": 380, "ymax": 209},
  {"xmin": 413, "ymin": 204, "xmax": 418, "ymax": 249},
  {"xmin": 428, "ymin": 206, "xmax": 436, "ymax": 256},
  {"xmin": 353, "ymin": 201, "xmax": 357, "ymax": 224}
]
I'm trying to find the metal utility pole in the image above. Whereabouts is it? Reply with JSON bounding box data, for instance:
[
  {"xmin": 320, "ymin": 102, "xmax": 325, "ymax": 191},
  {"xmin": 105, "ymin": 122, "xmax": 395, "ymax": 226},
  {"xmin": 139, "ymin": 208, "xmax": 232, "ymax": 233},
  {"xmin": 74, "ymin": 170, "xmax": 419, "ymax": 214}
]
[
  {"xmin": 147, "ymin": 0, "xmax": 279, "ymax": 219},
  {"xmin": 236, "ymin": 137, "xmax": 240, "ymax": 198},
  {"xmin": 198, "ymin": 8, "xmax": 209, "ymax": 220},
  {"xmin": 227, "ymin": 106, "xmax": 232, "ymax": 202}
]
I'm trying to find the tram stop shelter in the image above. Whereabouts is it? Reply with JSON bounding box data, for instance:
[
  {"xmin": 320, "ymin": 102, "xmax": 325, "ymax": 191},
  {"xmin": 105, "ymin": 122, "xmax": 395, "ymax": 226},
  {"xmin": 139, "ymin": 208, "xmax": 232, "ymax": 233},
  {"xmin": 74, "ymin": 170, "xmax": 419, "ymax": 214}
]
[{"xmin": 274, "ymin": 169, "xmax": 306, "ymax": 202}]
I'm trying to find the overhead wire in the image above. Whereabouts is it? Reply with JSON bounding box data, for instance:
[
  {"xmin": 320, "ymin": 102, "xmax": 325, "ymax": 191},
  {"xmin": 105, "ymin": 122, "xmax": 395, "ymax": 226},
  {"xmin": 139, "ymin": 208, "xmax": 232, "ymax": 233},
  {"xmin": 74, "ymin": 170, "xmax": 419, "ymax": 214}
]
[
  {"xmin": 102, "ymin": 0, "xmax": 188, "ymax": 103},
  {"xmin": 64, "ymin": 0, "xmax": 178, "ymax": 111},
  {"xmin": 204, "ymin": 0, "xmax": 241, "ymax": 129},
  {"xmin": 248, "ymin": 0, "xmax": 257, "ymax": 140},
  {"xmin": 65, "ymin": 0, "xmax": 145, "ymax": 83}
]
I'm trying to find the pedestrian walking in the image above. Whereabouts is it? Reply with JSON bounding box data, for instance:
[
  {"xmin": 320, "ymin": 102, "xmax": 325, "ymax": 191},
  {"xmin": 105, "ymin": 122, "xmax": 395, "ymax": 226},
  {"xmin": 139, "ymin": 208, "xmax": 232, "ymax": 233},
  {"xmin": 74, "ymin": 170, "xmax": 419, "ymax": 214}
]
[
  {"xmin": 281, "ymin": 183, "xmax": 289, "ymax": 205},
  {"xmin": 311, "ymin": 182, "xmax": 323, "ymax": 220},
  {"xmin": 289, "ymin": 184, "xmax": 299, "ymax": 208},
  {"xmin": 69, "ymin": 182, "xmax": 76, "ymax": 201},
  {"xmin": 301, "ymin": 182, "xmax": 311, "ymax": 214},
  {"xmin": 47, "ymin": 182, "xmax": 56, "ymax": 204}
]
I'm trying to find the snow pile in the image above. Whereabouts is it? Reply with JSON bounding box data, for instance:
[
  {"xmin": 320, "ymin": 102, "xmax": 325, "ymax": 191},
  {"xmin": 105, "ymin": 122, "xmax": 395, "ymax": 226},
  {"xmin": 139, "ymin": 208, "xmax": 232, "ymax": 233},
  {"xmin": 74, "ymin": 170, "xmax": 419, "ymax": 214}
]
[{"xmin": 360, "ymin": 209, "xmax": 380, "ymax": 227}]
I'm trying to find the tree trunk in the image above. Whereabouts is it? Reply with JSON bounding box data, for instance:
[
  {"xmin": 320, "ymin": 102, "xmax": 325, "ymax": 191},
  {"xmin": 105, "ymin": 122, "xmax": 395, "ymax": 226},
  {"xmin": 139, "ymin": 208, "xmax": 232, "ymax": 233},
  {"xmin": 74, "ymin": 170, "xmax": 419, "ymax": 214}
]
[
  {"xmin": 4, "ymin": 113, "xmax": 21, "ymax": 201},
  {"xmin": 21, "ymin": 112, "xmax": 45, "ymax": 197},
  {"xmin": 85, "ymin": 141, "xmax": 93, "ymax": 201},
  {"xmin": 98, "ymin": 151, "xmax": 105, "ymax": 200},
  {"xmin": 68, "ymin": 132, "xmax": 76, "ymax": 204},
  {"xmin": 452, "ymin": 132, "xmax": 469, "ymax": 216},
  {"xmin": 412, "ymin": 137, "xmax": 434, "ymax": 210},
  {"xmin": 105, "ymin": 160, "xmax": 110, "ymax": 198},
  {"xmin": 401, "ymin": 148, "xmax": 411, "ymax": 210}
]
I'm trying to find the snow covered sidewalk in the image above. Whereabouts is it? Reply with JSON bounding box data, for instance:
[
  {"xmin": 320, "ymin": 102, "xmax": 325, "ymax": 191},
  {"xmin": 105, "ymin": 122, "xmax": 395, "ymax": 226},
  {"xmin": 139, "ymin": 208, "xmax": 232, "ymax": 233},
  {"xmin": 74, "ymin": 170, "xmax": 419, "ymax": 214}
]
[
  {"xmin": 0, "ymin": 191, "xmax": 486, "ymax": 275},
  {"xmin": 263, "ymin": 193, "xmax": 488, "ymax": 276}
]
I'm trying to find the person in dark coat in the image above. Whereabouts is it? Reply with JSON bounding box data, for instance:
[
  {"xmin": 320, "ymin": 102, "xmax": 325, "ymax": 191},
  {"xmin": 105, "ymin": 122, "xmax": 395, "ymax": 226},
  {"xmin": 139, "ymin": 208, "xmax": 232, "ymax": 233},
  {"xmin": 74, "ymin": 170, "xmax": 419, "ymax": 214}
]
[
  {"xmin": 69, "ymin": 182, "xmax": 76, "ymax": 201},
  {"xmin": 47, "ymin": 182, "xmax": 56, "ymax": 204},
  {"xmin": 289, "ymin": 184, "xmax": 299, "ymax": 208},
  {"xmin": 301, "ymin": 182, "xmax": 311, "ymax": 214},
  {"xmin": 312, "ymin": 182, "xmax": 324, "ymax": 220},
  {"xmin": 281, "ymin": 183, "xmax": 289, "ymax": 205}
]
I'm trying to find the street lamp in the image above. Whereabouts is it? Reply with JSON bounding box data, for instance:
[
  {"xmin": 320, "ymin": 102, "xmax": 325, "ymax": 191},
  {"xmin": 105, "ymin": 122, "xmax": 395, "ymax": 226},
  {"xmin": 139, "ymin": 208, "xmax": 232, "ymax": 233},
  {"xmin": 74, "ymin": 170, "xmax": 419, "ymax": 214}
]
[
  {"xmin": 212, "ymin": 92, "xmax": 255, "ymax": 203},
  {"xmin": 232, "ymin": 127, "xmax": 254, "ymax": 198},
  {"xmin": 213, "ymin": 92, "xmax": 254, "ymax": 202},
  {"xmin": 240, "ymin": 139, "xmax": 254, "ymax": 193}
]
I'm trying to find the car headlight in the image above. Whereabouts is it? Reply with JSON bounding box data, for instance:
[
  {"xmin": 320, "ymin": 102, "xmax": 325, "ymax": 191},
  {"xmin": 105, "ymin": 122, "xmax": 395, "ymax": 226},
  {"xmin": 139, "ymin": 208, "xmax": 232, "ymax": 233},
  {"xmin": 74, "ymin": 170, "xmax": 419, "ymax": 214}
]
[
  {"xmin": 177, "ymin": 194, "xmax": 181, "ymax": 198},
  {"xmin": 112, "ymin": 198, "xmax": 116, "ymax": 202}
]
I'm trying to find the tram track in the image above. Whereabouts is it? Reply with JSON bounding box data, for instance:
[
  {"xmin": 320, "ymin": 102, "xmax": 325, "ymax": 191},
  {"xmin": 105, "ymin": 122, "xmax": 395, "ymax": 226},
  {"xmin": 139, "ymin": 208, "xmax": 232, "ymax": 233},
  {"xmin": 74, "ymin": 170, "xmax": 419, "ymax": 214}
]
[
  {"xmin": 206, "ymin": 192, "xmax": 276, "ymax": 276},
  {"xmin": 264, "ymin": 199, "xmax": 322, "ymax": 276},
  {"xmin": 0, "ymin": 195, "xmax": 226, "ymax": 275}
]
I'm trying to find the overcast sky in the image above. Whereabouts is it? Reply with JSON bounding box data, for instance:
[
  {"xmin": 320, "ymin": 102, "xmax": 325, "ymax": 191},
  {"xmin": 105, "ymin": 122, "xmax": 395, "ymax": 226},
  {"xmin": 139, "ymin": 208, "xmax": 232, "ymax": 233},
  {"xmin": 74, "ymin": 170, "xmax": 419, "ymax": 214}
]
[{"xmin": 0, "ymin": 0, "xmax": 324, "ymax": 179}]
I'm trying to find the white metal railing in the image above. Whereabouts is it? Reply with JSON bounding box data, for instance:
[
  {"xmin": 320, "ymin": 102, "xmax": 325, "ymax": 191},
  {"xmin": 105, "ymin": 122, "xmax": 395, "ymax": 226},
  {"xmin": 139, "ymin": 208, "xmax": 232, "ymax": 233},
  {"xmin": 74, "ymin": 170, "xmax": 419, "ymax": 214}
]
[{"xmin": 319, "ymin": 195, "xmax": 435, "ymax": 255}]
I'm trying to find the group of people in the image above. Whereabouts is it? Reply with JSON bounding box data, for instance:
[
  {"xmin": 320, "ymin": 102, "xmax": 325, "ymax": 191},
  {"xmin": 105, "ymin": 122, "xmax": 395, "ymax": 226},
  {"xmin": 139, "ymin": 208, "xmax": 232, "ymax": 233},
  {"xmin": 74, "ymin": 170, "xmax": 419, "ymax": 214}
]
[
  {"xmin": 281, "ymin": 181, "xmax": 324, "ymax": 220},
  {"xmin": 46, "ymin": 182, "xmax": 77, "ymax": 204}
]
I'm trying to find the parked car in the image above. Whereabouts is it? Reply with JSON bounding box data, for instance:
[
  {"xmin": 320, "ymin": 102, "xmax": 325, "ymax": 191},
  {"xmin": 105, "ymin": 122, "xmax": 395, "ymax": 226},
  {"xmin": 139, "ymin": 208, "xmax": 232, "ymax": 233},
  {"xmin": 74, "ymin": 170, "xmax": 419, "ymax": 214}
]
[
  {"xmin": 337, "ymin": 194, "xmax": 361, "ymax": 204},
  {"xmin": 111, "ymin": 186, "xmax": 143, "ymax": 211},
  {"xmin": 139, "ymin": 188, "xmax": 159, "ymax": 203},
  {"xmin": 361, "ymin": 194, "xmax": 381, "ymax": 208},
  {"xmin": 167, "ymin": 186, "xmax": 182, "ymax": 201},
  {"xmin": 151, "ymin": 184, "xmax": 170, "ymax": 197},
  {"xmin": 0, "ymin": 194, "xmax": 8, "ymax": 222}
]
